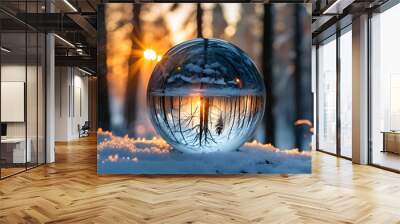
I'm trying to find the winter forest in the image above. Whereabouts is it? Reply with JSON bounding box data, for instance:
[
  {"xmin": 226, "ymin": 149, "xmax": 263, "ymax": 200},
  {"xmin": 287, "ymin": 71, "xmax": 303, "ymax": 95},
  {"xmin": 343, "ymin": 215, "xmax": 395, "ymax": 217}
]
[{"xmin": 97, "ymin": 3, "xmax": 313, "ymax": 174}]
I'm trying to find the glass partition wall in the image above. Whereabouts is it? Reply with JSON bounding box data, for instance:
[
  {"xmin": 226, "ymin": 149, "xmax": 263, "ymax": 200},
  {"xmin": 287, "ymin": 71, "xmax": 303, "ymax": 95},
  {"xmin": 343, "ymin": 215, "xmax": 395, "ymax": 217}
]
[
  {"xmin": 316, "ymin": 26, "xmax": 352, "ymax": 159},
  {"xmin": 0, "ymin": 1, "xmax": 46, "ymax": 179}
]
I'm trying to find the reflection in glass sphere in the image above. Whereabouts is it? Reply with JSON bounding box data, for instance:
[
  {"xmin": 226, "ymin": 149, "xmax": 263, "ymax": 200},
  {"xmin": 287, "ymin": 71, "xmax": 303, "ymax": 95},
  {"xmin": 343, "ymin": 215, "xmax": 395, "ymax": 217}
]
[{"xmin": 147, "ymin": 38, "xmax": 266, "ymax": 153}]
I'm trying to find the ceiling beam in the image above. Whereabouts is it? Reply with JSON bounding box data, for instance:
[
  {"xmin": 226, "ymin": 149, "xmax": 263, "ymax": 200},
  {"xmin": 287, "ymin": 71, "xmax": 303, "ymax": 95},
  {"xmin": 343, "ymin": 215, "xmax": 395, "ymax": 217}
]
[
  {"xmin": 67, "ymin": 13, "xmax": 97, "ymax": 38},
  {"xmin": 13, "ymin": 13, "xmax": 82, "ymax": 32},
  {"xmin": 55, "ymin": 55, "xmax": 96, "ymax": 71}
]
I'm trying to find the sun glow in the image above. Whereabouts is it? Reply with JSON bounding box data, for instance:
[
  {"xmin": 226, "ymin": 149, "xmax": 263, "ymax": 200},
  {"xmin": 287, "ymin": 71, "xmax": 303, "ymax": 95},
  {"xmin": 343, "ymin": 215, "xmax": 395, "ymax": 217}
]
[{"xmin": 143, "ymin": 49, "xmax": 157, "ymax": 61}]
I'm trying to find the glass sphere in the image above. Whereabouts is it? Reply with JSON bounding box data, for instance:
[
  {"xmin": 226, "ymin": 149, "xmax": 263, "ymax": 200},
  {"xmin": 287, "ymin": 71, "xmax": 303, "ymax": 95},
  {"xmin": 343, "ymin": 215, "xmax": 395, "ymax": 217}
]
[{"xmin": 147, "ymin": 38, "xmax": 265, "ymax": 153}]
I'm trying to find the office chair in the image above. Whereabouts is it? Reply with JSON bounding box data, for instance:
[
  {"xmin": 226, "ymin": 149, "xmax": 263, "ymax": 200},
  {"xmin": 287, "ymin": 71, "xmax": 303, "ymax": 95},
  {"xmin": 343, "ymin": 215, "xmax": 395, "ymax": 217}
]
[{"xmin": 79, "ymin": 121, "xmax": 90, "ymax": 138}]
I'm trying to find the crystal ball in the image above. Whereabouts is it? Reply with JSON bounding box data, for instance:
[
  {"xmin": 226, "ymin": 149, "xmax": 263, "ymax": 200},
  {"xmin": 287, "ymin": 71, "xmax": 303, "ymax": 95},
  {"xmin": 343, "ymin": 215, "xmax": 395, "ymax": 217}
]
[{"xmin": 147, "ymin": 38, "xmax": 266, "ymax": 153}]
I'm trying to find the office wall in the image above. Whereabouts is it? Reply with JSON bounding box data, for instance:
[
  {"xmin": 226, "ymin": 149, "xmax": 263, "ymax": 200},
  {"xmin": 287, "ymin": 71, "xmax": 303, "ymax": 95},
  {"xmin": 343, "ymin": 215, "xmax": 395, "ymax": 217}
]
[
  {"xmin": 72, "ymin": 72, "xmax": 89, "ymax": 138},
  {"xmin": 1, "ymin": 64, "xmax": 43, "ymax": 139},
  {"xmin": 54, "ymin": 67, "xmax": 89, "ymax": 141},
  {"xmin": 1, "ymin": 62, "xmax": 46, "ymax": 171}
]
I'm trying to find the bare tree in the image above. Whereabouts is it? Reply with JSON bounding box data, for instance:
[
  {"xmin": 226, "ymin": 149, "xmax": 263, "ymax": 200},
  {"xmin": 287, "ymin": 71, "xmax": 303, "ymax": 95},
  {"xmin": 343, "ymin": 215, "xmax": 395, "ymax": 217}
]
[
  {"xmin": 262, "ymin": 4, "xmax": 275, "ymax": 144},
  {"xmin": 294, "ymin": 5, "xmax": 312, "ymax": 151},
  {"xmin": 98, "ymin": 4, "xmax": 110, "ymax": 131},
  {"xmin": 125, "ymin": 4, "xmax": 142, "ymax": 136},
  {"xmin": 196, "ymin": 3, "xmax": 203, "ymax": 38},
  {"xmin": 150, "ymin": 95, "xmax": 263, "ymax": 150}
]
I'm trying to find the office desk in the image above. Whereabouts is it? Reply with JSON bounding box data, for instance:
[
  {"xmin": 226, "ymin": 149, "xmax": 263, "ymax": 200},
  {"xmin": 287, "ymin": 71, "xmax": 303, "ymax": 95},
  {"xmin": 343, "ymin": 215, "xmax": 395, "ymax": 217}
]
[
  {"xmin": 1, "ymin": 138, "xmax": 31, "ymax": 163},
  {"xmin": 382, "ymin": 132, "xmax": 400, "ymax": 154}
]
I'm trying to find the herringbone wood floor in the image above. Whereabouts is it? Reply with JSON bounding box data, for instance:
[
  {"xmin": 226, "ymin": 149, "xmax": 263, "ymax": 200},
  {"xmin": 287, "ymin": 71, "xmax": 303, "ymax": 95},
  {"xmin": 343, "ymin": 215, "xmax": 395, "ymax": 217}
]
[{"xmin": 1, "ymin": 136, "xmax": 400, "ymax": 224}]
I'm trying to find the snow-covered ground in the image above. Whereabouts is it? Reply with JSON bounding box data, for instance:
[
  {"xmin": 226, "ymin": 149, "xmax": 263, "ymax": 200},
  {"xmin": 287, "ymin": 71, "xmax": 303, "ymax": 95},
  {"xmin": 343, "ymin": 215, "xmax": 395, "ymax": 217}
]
[{"xmin": 97, "ymin": 131, "xmax": 311, "ymax": 174}]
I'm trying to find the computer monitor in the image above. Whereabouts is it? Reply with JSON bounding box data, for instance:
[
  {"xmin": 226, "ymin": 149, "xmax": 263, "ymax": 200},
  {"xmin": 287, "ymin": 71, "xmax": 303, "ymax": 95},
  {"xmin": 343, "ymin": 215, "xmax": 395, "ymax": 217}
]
[{"xmin": 1, "ymin": 123, "xmax": 7, "ymax": 137}]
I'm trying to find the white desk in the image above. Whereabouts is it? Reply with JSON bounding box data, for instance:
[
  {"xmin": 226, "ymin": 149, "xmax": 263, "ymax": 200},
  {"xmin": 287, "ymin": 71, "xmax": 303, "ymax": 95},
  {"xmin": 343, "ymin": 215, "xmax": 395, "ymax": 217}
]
[{"xmin": 1, "ymin": 138, "xmax": 31, "ymax": 163}]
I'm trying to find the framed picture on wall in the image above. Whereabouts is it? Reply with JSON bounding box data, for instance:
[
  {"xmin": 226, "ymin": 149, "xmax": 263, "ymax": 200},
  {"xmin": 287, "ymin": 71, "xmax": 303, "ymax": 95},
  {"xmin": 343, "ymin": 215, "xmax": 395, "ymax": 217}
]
[{"xmin": 97, "ymin": 3, "xmax": 313, "ymax": 175}]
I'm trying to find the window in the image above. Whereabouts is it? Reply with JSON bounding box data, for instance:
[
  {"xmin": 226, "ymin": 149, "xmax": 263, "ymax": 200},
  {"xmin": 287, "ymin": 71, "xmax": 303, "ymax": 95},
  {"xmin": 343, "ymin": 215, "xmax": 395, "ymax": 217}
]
[
  {"xmin": 370, "ymin": 3, "xmax": 400, "ymax": 171},
  {"xmin": 317, "ymin": 36, "xmax": 337, "ymax": 154},
  {"xmin": 339, "ymin": 28, "xmax": 352, "ymax": 158}
]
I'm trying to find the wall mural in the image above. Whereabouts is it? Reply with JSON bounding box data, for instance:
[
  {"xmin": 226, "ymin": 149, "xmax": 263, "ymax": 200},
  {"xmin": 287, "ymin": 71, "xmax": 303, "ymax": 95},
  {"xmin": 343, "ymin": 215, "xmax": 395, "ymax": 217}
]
[{"xmin": 97, "ymin": 3, "xmax": 313, "ymax": 174}]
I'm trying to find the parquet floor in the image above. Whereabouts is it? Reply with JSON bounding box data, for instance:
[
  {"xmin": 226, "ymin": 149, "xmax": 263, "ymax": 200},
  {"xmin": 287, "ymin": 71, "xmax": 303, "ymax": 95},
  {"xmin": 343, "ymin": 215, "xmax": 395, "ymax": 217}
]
[
  {"xmin": 1, "ymin": 136, "xmax": 400, "ymax": 224},
  {"xmin": 1, "ymin": 167, "xmax": 26, "ymax": 178}
]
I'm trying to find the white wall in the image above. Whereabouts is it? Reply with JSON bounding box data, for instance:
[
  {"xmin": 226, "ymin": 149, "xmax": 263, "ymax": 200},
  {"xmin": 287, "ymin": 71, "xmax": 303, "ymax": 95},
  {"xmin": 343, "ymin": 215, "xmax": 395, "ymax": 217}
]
[
  {"xmin": 1, "ymin": 63, "xmax": 46, "ymax": 164},
  {"xmin": 55, "ymin": 67, "xmax": 69, "ymax": 141},
  {"xmin": 1, "ymin": 65, "xmax": 26, "ymax": 139},
  {"xmin": 72, "ymin": 73, "xmax": 89, "ymax": 138},
  {"xmin": 1, "ymin": 65, "xmax": 39, "ymax": 138},
  {"xmin": 54, "ymin": 67, "xmax": 89, "ymax": 141}
]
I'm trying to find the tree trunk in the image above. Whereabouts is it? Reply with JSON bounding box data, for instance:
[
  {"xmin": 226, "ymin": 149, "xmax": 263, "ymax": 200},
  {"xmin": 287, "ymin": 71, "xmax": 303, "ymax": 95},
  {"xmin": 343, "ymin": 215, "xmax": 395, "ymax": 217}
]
[
  {"xmin": 196, "ymin": 3, "xmax": 203, "ymax": 38},
  {"xmin": 125, "ymin": 4, "xmax": 142, "ymax": 136},
  {"xmin": 262, "ymin": 4, "xmax": 275, "ymax": 144},
  {"xmin": 98, "ymin": 4, "xmax": 110, "ymax": 131},
  {"xmin": 294, "ymin": 5, "xmax": 313, "ymax": 151}
]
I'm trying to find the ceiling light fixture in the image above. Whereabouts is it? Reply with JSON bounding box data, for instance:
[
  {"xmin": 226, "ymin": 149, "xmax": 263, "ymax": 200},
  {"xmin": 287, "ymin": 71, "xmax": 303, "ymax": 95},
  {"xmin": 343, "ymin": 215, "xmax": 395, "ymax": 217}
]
[
  {"xmin": 322, "ymin": 0, "xmax": 354, "ymax": 15},
  {"xmin": 1, "ymin": 47, "xmax": 11, "ymax": 53},
  {"xmin": 63, "ymin": 0, "xmax": 78, "ymax": 12},
  {"xmin": 54, "ymin": 34, "xmax": 75, "ymax": 48},
  {"xmin": 78, "ymin": 67, "xmax": 93, "ymax": 76}
]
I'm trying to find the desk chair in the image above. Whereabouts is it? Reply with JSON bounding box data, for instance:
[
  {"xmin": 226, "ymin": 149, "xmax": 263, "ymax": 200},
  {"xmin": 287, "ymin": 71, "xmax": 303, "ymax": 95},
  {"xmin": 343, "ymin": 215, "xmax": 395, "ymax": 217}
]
[{"xmin": 79, "ymin": 121, "xmax": 90, "ymax": 138}]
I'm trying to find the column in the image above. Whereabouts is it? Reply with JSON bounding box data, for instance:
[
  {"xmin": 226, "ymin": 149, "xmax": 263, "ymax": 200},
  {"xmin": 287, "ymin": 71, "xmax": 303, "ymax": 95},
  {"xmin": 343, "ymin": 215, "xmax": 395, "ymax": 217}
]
[{"xmin": 352, "ymin": 14, "xmax": 369, "ymax": 164}]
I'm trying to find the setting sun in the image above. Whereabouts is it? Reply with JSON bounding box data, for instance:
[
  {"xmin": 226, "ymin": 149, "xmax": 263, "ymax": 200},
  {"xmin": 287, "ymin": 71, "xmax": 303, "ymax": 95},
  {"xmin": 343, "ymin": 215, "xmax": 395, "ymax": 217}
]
[{"xmin": 143, "ymin": 49, "xmax": 157, "ymax": 61}]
